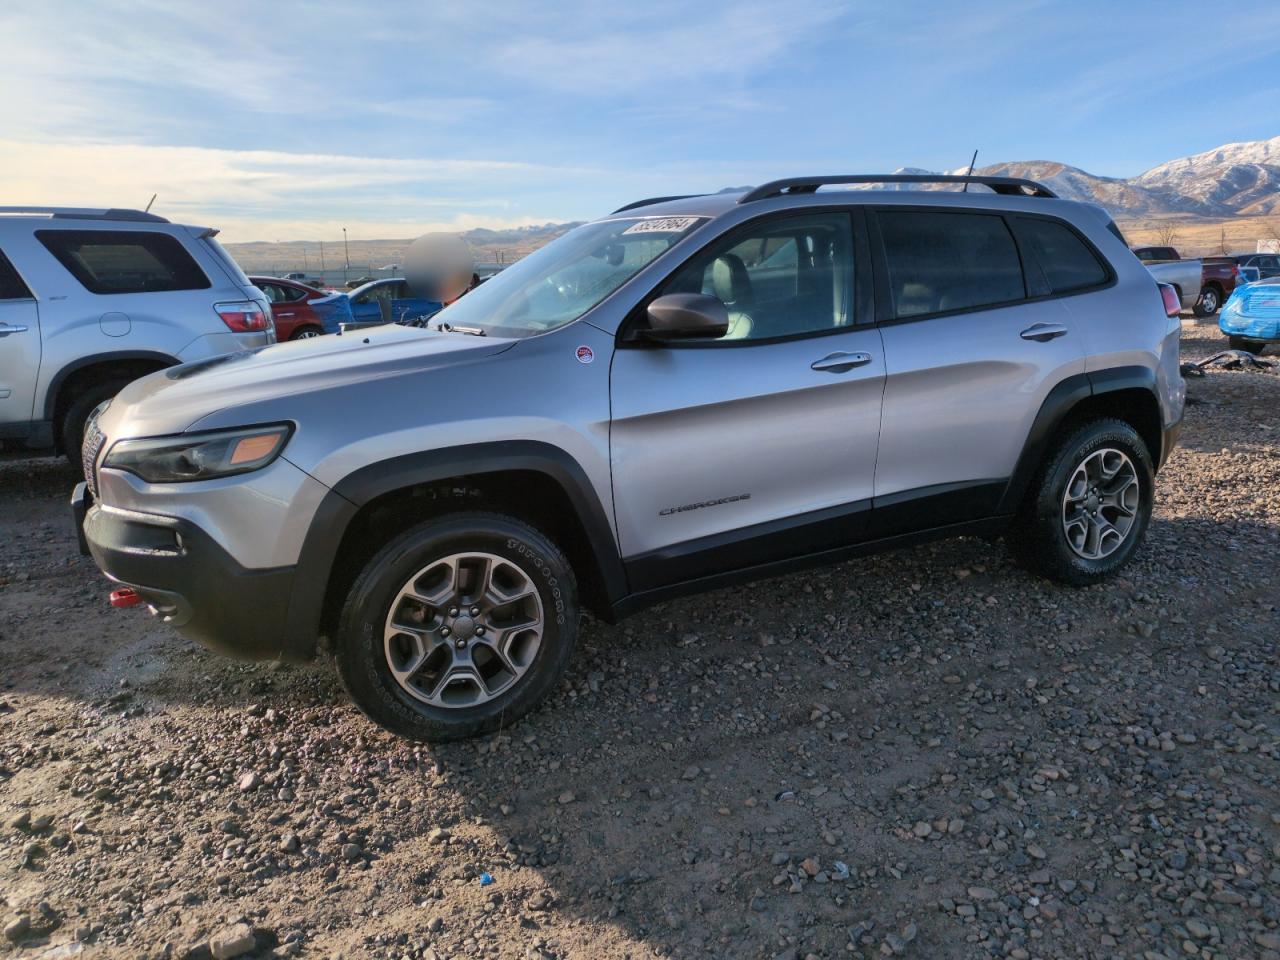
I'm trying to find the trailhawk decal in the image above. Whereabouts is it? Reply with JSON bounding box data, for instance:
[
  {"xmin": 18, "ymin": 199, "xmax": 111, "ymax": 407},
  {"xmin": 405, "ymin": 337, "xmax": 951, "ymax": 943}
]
[
  {"xmin": 659, "ymin": 493, "xmax": 750, "ymax": 517},
  {"xmin": 575, "ymin": 345, "xmax": 594, "ymax": 364}
]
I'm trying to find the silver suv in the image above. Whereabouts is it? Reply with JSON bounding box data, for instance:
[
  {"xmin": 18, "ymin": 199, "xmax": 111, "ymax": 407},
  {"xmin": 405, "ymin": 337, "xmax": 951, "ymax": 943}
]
[
  {"xmin": 74, "ymin": 175, "xmax": 1186, "ymax": 741},
  {"xmin": 0, "ymin": 207, "xmax": 273, "ymax": 461}
]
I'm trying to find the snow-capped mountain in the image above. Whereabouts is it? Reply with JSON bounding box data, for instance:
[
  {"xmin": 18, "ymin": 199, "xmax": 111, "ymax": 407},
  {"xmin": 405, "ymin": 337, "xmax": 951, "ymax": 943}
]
[
  {"xmin": 894, "ymin": 137, "xmax": 1280, "ymax": 218},
  {"xmin": 1133, "ymin": 136, "xmax": 1280, "ymax": 216}
]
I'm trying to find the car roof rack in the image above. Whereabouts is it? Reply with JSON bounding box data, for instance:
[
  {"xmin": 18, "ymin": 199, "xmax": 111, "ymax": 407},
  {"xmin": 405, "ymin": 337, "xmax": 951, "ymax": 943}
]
[
  {"xmin": 0, "ymin": 206, "xmax": 170, "ymax": 223},
  {"xmin": 611, "ymin": 195, "xmax": 704, "ymax": 214},
  {"xmin": 738, "ymin": 175, "xmax": 1058, "ymax": 203}
]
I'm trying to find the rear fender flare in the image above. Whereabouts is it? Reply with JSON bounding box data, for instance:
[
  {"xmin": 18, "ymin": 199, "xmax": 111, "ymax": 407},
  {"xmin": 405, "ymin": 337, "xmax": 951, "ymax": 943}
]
[
  {"xmin": 43, "ymin": 350, "xmax": 178, "ymax": 421},
  {"xmin": 999, "ymin": 366, "xmax": 1158, "ymax": 514}
]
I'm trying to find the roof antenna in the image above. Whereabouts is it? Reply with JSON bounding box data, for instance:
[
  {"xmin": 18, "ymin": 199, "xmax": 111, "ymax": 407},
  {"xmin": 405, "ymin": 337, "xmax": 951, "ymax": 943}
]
[
  {"xmin": 144, "ymin": 194, "xmax": 157, "ymax": 213},
  {"xmin": 961, "ymin": 150, "xmax": 978, "ymax": 192}
]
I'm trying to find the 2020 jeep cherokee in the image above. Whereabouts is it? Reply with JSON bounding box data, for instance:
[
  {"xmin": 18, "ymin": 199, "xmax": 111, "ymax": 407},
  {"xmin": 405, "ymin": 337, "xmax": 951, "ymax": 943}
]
[{"xmin": 74, "ymin": 175, "xmax": 1186, "ymax": 741}]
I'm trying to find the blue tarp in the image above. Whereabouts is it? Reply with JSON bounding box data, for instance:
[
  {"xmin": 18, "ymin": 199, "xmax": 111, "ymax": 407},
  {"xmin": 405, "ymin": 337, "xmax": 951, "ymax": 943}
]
[
  {"xmin": 309, "ymin": 280, "xmax": 443, "ymax": 334},
  {"xmin": 1220, "ymin": 280, "xmax": 1280, "ymax": 343}
]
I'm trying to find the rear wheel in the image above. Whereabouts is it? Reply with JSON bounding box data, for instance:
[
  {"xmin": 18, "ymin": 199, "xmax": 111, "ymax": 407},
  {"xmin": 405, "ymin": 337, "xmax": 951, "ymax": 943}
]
[
  {"xmin": 289, "ymin": 326, "xmax": 323, "ymax": 340},
  {"xmin": 60, "ymin": 379, "xmax": 128, "ymax": 465},
  {"xmin": 1193, "ymin": 285, "xmax": 1220, "ymax": 317},
  {"xmin": 335, "ymin": 512, "xmax": 578, "ymax": 741},
  {"xmin": 1007, "ymin": 419, "xmax": 1154, "ymax": 586},
  {"xmin": 1228, "ymin": 335, "xmax": 1265, "ymax": 354}
]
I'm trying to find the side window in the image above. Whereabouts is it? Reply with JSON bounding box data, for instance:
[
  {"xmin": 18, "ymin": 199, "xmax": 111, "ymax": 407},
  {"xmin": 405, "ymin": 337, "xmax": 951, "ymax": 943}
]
[
  {"xmin": 283, "ymin": 284, "xmax": 308, "ymax": 302},
  {"xmin": 0, "ymin": 248, "xmax": 33, "ymax": 300},
  {"xmin": 662, "ymin": 213, "xmax": 853, "ymax": 341},
  {"xmin": 36, "ymin": 230, "xmax": 210, "ymax": 295},
  {"xmin": 877, "ymin": 210, "xmax": 1024, "ymax": 319},
  {"xmin": 1012, "ymin": 217, "xmax": 1109, "ymax": 294},
  {"xmin": 258, "ymin": 282, "xmax": 284, "ymax": 303}
]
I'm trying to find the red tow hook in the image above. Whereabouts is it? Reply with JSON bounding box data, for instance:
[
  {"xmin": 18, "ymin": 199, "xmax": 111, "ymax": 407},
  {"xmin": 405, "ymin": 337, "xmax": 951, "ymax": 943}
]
[{"xmin": 109, "ymin": 588, "xmax": 143, "ymax": 609}]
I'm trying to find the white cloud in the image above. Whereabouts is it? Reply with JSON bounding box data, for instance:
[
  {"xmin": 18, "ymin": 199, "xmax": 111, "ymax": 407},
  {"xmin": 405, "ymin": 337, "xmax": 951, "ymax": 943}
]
[
  {"xmin": 484, "ymin": 0, "xmax": 847, "ymax": 94},
  {"xmin": 0, "ymin": 139, "xmax": 582, "ymax": 241}
]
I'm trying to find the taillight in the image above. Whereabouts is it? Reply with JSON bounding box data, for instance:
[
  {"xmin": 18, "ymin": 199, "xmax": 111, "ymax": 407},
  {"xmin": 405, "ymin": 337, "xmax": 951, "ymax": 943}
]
[
  {"xmin": 215, "ymin": 301, "xmax": 269, "ymax": 333},
  {"xmin": 1158, "ymin": 283, "xmax": 1181, "ymax": 318}
]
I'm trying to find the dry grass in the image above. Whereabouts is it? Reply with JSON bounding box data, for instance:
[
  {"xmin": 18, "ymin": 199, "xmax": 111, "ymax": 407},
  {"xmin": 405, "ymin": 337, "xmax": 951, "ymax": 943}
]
[{"xmin": 1117, "ymin": 214, "xmax": 1280, "ymax": 257}]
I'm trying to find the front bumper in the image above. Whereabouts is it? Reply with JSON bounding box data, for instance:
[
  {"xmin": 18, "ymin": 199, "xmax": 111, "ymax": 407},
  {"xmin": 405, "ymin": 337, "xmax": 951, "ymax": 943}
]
[{"xmin": 73, "ymin": 482, "xmax": 308, "ymax": 662}]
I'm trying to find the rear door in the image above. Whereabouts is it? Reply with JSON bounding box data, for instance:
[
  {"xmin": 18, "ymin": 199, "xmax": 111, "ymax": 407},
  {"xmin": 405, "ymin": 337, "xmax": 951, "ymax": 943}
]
[
  {"xmin": 258, "ymin": 281, "xmax": 304, "ymax": 338},
  {"xmin": 868, "ymin": 207, "xmax": 1092, "ymax": 535},
  {"xmin": 610, "ymin": 210, "xmax": 885, "ymax": 591},
  {"xmin": 0, "ymin": 245, "xmax": 41, "ymax": 430}
]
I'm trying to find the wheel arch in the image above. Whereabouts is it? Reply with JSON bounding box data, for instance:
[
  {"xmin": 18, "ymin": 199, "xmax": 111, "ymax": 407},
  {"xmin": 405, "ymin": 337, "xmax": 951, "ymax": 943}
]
[
  {"xmin": 285, "ymin": 442, "xmax": 628, "ymax": 654},
  {"xmin": 44, "ymin": 350, "xmax": 179, "ymax": 442},
  {"xmin": 999, "ymin": 366, "xmax": 1163, "ymax": 515}
]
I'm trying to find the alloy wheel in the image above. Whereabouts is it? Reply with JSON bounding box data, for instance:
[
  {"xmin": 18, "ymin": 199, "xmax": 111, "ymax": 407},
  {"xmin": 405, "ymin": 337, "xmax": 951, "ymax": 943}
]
[
  {"xmin": 383, "ymin": 552, "xmax": 543, "ymax": 708},
  {"xmin": 1060, "ymin": 448, "xmax": 1140, "ymax": 560}
]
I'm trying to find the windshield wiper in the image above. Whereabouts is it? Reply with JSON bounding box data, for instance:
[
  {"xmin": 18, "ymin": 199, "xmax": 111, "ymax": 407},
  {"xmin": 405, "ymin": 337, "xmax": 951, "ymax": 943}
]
[{"xmin": 434, "ymin": 321, "xmax": 486, "ymax": 337}]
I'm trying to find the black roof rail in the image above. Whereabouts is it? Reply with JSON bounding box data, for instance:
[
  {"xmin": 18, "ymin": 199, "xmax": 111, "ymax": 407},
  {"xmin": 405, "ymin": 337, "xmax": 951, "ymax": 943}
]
[
  {"xmin": 611, "ymin": 195, "xmax": 703, "ymax": 214},
  {"xmin": 738, "ymin": 175, "xmax": 1058, "ymax": 204},
  {"xmin": 0, "ymin": 206, "xmax": 169, "ymax": 223},
  {"xmin": 59, "ymin": 208, "xmax": 170, "ymax": 223}
]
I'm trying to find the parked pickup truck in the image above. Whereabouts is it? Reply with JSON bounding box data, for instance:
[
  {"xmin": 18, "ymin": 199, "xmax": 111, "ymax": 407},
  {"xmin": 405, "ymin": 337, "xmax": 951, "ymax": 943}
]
[{"xmin": 1132, "ymin": 246, "xmax": 1238, "ymax": 317}]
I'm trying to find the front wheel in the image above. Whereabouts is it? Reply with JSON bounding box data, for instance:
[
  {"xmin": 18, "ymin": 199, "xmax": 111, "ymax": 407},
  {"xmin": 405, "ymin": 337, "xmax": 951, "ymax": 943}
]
[
  {"xmin": 335, "ymin": 512, "xmax": 579, "ymax": 741},
  {"xmin": 1193, "ymin": 285, "xmax": 1220, "ymax": 317},
  {"xmin": 1006, "ymin": 419, "xmax": 1154, "ymax": 586},
  {"xmin": 1228, "ymin": 336, "xmax": 1265, "ymax": 354}
]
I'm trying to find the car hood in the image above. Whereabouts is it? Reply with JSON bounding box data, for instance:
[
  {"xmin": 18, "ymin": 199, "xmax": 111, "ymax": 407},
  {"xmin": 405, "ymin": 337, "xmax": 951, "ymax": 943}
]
[{"xmin": 99, "ymin": 324, "xmax": 514, "ymax": 440}]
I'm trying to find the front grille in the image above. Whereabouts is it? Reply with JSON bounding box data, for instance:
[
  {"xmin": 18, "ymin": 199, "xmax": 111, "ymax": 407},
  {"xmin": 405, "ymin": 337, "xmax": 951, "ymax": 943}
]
[{"xmin": 82, "ymin": 414, "xmax": 105, "ymax": 496}]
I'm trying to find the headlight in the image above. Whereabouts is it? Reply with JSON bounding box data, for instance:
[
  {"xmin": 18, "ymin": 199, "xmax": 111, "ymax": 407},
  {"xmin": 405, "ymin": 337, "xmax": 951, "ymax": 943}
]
[{"xmin": 103, "ymin": 424, "xmax": 292, "ymax": 483}]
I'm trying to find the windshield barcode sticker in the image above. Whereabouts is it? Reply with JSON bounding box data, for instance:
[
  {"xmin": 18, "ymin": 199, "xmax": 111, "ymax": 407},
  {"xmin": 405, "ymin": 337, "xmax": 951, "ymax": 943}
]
[{"xmin": 622, "ymin": 217, "xmax": 700, "ymax": 235}]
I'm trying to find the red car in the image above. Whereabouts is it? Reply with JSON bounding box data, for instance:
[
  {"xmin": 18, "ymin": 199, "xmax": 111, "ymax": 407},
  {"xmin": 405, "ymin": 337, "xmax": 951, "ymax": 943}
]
[{"xmin": 249, "ymin": 276, "xmax": 330, "ymax": 340}]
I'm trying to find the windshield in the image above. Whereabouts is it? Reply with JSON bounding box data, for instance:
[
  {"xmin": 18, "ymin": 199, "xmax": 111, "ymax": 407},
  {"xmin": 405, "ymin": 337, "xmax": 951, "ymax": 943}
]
[{"xmin": 429, "ymin": 215, "xmax": 706, "ymax": 337}]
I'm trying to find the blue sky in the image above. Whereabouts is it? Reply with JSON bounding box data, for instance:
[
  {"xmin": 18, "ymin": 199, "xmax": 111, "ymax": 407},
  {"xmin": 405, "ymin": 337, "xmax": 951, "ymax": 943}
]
[{"xmin": 3, "ymin": 0, "xmax": 1279, "ymax": 242}]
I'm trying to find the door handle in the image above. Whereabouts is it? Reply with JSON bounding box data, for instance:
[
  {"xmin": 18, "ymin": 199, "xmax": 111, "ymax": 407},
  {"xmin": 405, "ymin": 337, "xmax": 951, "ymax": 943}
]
[
  {"xmin": 1019, "ymin": 322, "xmax": 1068, "ymax": 342},
  {"xmin": 0, "ymin": 323, "xmax": 29, "ymax": 337},
  {"xmin": 811, "ymin": 351, "xmax": 873, "ymax": 373}
]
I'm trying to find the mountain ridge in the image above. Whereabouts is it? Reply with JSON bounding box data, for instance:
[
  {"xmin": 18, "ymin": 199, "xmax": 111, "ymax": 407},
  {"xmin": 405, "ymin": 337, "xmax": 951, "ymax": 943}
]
[
  {"xmin": 939, "ymin": 136, "xmax": 1280, "ymax": 217},
  {"xmin": 223, "ymin": 137, "xmax": 1280, "ymax": 269}
]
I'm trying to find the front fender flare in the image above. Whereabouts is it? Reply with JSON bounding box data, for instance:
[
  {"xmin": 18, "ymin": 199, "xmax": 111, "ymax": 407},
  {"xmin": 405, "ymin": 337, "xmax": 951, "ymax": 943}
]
[{"xmin": 282, "ymin": 441, "xmax": 628, "ymax": 656}]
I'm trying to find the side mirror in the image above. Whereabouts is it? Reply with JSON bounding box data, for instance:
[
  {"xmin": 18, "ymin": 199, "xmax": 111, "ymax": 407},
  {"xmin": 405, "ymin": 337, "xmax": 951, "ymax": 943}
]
[{"xmin": 642, "ymin": 293, "xmax": 729, "ymax": 341}]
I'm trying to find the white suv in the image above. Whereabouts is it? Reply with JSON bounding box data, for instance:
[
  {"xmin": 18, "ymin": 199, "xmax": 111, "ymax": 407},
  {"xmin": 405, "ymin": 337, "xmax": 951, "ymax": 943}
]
[{"xmin": 0, "ymin": 207, "xmax": 273, "ymax": 461}]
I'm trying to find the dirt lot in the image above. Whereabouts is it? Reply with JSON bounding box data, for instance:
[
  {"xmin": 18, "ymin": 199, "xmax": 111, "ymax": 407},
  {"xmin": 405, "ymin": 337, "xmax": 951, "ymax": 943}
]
[{"xmin": 1, "ymin": 323, "xmax": 1277, "ymax": 960}]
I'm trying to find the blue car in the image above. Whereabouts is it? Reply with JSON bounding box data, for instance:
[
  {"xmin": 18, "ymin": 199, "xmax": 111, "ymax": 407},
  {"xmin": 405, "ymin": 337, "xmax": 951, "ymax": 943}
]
[
  {"xmin": 1219, "ymin": 276, "xmax": 1280, "ymax": 353},
  {"xmin": 310, "ymin": 278, "xmax": 442, "ymax": 334}
]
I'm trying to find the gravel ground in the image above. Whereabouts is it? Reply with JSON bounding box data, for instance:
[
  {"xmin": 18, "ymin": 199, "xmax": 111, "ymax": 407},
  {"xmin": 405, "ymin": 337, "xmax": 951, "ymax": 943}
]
[{"xmin": 1, "ymin": 322, "xmax": 1277, "ymax": 960}]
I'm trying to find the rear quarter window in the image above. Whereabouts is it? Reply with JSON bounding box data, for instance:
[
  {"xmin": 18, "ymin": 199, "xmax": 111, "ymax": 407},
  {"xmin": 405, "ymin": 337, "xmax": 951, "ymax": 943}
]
[
  {"xmin": 1012, "ymin": 217, "xmax": 1110, "ymax": 294},
  {"xmin": 36, "ymin": 230, "xmax": 210, "ymax": 295},
  {"xmin": 877, "ymin": 210, "xmax": 1024, "ymax": 319}
]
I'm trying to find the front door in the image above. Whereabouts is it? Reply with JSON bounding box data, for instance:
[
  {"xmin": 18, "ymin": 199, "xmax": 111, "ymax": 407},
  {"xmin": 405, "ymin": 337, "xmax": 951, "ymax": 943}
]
[
  {"xmin": 610, "ymin": 211, "xmax": 884, "ymax": 591},
  {"xmin": 0, "ymin": 248, "xmax": 40, "ymax": 430}
]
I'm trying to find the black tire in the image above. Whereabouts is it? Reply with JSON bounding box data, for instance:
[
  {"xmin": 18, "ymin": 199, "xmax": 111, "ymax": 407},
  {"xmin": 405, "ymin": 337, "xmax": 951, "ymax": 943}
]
[
  {"xmin": 60, "ymin": 379, "xmax": 128, "ymax": 465},
  {"xmin": 1193, "ymin": 285, "xmax": 1220, "ymax": 318},
  {"xmin": 335, "ymin": 512, "xmax": 579, "ymax": 741},
  {"xmin": 1228, "ymin": 336, "xmax": 1264, "ymax": 355},
  {"xmin": 289, "ymin": 326, "xmax": 323, "ymax": 340},
  {"xmin": 1006, "ymin": 419, "xmax": 1154, "ymax": 586}
]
